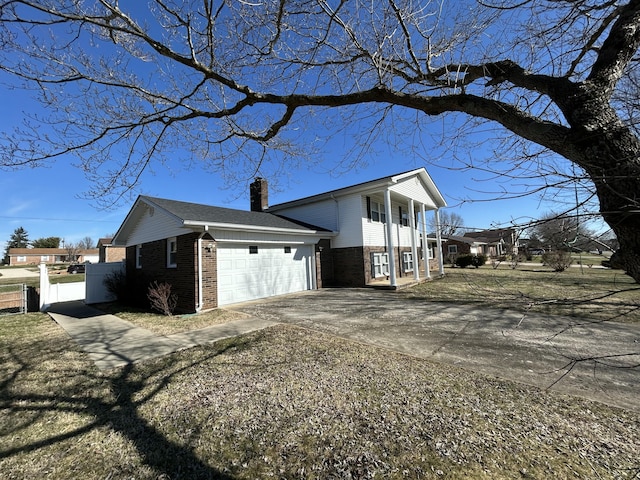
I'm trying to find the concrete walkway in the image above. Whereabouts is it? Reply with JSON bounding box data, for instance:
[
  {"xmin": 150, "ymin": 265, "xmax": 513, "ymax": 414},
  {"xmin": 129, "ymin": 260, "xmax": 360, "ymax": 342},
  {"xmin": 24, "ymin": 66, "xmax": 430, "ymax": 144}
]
[{"xmin": 47, "ymin": 301, "xmax": 277, "ymax": 371}]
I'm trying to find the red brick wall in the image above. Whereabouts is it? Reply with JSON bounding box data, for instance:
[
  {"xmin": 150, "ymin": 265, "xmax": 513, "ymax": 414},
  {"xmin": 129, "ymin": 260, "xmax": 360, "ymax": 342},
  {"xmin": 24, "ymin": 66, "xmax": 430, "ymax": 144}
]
[
  {"xmin": 125, "ymin": 233, "xmax": 220, "ymax": 313},
  {"xmin": 200, "ymin": 235, "xmax": 217, "ymax": 310},
  {"xmin": 331, "ymin": 246, "xmax": 366, "ymax": 287}
]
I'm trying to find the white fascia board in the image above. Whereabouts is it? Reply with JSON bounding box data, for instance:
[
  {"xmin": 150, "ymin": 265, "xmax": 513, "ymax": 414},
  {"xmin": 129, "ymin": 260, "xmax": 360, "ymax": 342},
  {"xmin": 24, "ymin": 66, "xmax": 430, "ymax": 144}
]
[{"xmin": 183, "ymin": 220, "xmax": 337, "ymax": 236}]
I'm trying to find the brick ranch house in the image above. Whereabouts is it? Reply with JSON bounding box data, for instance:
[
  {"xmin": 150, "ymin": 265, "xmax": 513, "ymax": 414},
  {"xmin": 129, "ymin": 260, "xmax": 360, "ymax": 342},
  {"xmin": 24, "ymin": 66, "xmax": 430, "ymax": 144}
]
[
  {"xmin": 7, "ymin": 248, "xmax": 99, "ymax": 266},
  {"xmin": 112, "ymin": 168, "xmax": 448, "ymax": 312}
]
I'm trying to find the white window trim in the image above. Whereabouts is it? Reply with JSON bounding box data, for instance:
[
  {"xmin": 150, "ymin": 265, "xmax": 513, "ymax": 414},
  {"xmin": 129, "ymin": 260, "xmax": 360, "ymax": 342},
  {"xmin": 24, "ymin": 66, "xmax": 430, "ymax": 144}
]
[
  {"xmin": 372, "ymin": 252, "xmax": 390, "ymax": 278},
  {"xmin": 448, "ymin": 245, "xmax": 458, "ymax": 254},
  {"xmin": 135, "ymin": 245, "xmax": 142, "ymax": 269},
  {"xmin": 400, "ymin": 208, "xmax": 409, "ymax": 227},
  {"xmin": 167, "ymin": 237, "xmax": 177, "ymax": 268},
  {"xmin": 403, "ymin": 252, "xmax": 414, "ymax": 272},
  {"xmin": 371, "ymin": 201, "xmax": 387, "ymax": 223}
]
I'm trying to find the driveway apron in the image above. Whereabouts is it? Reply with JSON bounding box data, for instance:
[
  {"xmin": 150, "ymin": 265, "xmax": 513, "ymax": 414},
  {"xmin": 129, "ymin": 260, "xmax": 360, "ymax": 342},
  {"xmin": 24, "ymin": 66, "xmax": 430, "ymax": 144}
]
[{"xmin": 230, "ymin": 288, "xmax": 640, "ymax": 412}]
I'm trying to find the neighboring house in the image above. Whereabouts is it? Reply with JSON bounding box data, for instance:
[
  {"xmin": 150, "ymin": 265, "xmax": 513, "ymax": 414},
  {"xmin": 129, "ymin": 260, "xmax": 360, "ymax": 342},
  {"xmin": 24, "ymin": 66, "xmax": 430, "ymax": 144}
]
[
  {"xmin": 443, "ymin": 235, "xmax": 485, "ymax": 258},
  {"xmin": 97, "ymin": 237, "xmax": 126, "ymax": 263},
  {"xmin": 112, "ymin": 168, "xmax": 447, "ymax": 312},
  {"xmin": 445, "ymin": 228, "xmax": 520, "ymax": 259},
  {"xmin": 464, "ymin": 229, "xmax": 520, "ymax": 257},
  {"xmin": 7, "ymin": 248, "xmax": 99, "ymax": 266}
]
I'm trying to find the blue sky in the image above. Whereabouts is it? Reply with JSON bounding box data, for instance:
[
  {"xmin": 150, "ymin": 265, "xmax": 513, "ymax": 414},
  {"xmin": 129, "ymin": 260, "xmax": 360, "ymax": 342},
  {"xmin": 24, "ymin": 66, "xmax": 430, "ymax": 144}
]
[
  {"xmin": 0, "ymin": 74, "xmax": 584, "ymax": 253},
  {"xmin": 0, "ymin": 87, "xmax": 571, "ymax": 252}
]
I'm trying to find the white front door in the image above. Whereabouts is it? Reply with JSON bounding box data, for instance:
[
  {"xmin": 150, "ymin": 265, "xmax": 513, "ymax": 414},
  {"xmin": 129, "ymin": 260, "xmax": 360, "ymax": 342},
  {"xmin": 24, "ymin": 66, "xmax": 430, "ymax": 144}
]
[{"xmin": 217, "ymin": 244, "xmax": 313, "ymax": 305}]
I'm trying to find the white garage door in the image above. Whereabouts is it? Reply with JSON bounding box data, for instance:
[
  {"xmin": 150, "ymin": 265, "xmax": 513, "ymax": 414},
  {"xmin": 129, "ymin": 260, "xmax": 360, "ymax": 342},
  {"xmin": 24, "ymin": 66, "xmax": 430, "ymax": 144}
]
[{"xmin": 217, "ymin": 244, "xmax": 314, "ymax": 305}]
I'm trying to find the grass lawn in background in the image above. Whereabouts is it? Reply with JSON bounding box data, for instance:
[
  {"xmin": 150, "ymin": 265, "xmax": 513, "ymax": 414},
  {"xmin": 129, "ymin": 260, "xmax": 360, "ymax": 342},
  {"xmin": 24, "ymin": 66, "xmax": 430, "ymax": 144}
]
[
  {"xmin": 1, "ymin": 311, "xmax": 639, "ymax": 479},
  {"xmin": 407, "ymin": 264, "xmax": 640, "ymax": 323}
]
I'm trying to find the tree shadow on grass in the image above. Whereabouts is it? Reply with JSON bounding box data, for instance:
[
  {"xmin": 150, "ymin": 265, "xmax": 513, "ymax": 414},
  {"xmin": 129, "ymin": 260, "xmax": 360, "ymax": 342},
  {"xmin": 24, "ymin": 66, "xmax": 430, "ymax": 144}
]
[{"xmin": 0, "ymin": 328, "xmax": 252, "ymax": 479}]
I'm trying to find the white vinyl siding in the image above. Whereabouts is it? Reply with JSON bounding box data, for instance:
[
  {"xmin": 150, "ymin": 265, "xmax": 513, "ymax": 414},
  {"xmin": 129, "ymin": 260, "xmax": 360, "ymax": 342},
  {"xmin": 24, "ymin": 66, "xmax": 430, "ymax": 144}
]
[
  {"xmin": 265, "ymin": 198, "xmax": 338, "ymax": 231},
  {"xmin": 125, "ymin": 205, "xmax": 192, "ymax": 247},
  {"xmin": 389, "ymin": 176, "xmax": 439, "ymax": 208}
]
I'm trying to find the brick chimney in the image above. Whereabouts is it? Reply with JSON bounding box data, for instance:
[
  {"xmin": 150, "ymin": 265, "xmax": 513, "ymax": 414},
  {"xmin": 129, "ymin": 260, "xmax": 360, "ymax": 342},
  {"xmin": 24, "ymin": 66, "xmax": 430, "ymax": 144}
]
[{"xmin": 250, "ymin": 177, "xmax": 268, "ymax": 212}]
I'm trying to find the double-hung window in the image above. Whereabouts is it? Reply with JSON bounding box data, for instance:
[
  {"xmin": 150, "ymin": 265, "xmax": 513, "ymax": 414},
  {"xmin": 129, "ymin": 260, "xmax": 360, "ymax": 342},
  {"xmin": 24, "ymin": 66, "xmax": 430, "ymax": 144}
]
[
  {"xmin": 399, "ymin": 207, "xmax": 409, "ymax": 227},
  {"xmin": 448, "ymin": 245, "xmax": 458, "ymax": 255},
  {"xmin": 372, "ymin": 252, "xmax": 390, "ymax": 278},
  {"xmin": 403, "ymin": 252, "xmax": 414, "ymax": 272},
  {"xmin": 167, "ymin": 237, "xmax": 177, "ymax": 267},
  {"xmin": 371, "ymin": 202, "xmax": 386, "ymax": 223},
  {"xmin": 135, "ymin": 245, "xmax": 143, "ymax": 269}
]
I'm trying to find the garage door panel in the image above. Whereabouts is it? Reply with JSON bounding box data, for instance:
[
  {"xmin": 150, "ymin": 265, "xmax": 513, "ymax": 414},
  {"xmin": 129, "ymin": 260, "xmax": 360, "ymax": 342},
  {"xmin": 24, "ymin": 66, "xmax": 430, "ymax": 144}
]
[{"xmin": 217, "ymin": 244, "xmax": 312, "ymax": 305}]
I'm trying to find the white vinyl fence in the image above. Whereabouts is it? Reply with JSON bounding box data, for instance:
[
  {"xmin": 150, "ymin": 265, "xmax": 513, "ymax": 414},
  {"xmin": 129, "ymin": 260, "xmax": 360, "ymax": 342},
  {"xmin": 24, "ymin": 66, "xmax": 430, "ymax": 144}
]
[
  {"xmin": 39, "ymin": 261, "xmax": 125, "ymax": 311},
  {"xmin": 39, "ymin": 264, "xmax": 85, "ymax": 311},
  {"xmin": 85, "ymin": 261, "xmax": 125, "ymax": 304}
]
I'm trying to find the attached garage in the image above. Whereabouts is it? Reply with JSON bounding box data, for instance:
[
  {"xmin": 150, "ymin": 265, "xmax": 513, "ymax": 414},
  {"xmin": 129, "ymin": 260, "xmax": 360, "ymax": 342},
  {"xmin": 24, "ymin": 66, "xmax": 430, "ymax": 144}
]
[{"xmin": 217, "ymin": 243, "xmax": 315, "ymax": 305}]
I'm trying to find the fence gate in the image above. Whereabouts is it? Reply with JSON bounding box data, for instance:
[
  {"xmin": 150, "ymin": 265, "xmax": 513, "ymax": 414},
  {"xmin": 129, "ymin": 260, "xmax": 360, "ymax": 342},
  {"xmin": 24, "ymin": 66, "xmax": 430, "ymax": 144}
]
[{"xmin": 0, "ymin": 284, "xmax": 27, "ymax": 315}]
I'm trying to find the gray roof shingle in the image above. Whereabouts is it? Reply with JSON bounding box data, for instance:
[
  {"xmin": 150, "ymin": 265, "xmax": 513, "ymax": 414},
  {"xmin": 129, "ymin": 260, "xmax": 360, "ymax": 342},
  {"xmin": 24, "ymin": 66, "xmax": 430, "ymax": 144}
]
[{"xmin": 142, "ymin": 196, "xmax": 329, "ymax": 232}]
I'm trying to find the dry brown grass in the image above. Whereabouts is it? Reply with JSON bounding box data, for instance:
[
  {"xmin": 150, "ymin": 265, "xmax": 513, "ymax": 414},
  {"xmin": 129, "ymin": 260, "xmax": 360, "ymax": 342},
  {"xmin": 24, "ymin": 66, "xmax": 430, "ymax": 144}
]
[
  {"xmin": 95, "ymin": 302, "xmax": 249, "ymax": 335},
  {"xmin": 407, "ymin": 265, "xmax": 640, "ymax": 323},
  {"xmin": 1, "ymin": 312, "xmax": 639, "ymax": 479}
]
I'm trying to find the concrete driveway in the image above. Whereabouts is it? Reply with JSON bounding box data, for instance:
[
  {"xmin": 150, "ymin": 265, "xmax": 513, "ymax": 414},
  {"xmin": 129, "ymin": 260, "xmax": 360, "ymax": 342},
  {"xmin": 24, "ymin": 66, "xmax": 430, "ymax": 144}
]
[
  {"xmin": 230, "ymin": 288, "xmax": 640, "ymax": 412},
  {"xmin": 0, "ymin": 267, "xmax": 39, "ymax": 278}
]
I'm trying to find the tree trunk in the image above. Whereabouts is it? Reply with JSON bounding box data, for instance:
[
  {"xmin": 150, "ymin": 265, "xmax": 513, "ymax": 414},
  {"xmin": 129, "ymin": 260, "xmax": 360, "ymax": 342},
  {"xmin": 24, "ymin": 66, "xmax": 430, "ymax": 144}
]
[{"xmin": 564, "ymin": 88, "xmax": 640, "ymax": 282}]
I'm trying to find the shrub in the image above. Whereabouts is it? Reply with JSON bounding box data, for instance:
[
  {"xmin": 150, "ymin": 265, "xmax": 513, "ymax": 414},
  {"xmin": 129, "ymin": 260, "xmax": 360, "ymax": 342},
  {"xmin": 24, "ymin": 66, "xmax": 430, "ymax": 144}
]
[
  {"xmin": 147, "ymin": 281, "xmax": 178, "ymax": 316},
  {"xmin": 103, "ymin": 269, "xmax": 128, "ymax": 302},
  {"xmin": 471, "ymin": 254, "xmax": 487, "ymax": 268},
  {"xmin": 455, "ymin": 254, "xmax": 486, "ymax": 268},
  {"xmin": 541, "ymin": 250, "xmax": 573, "ymax": 272},
  {"xmin": 455, "ymin": 254, "xmax": 474, "ymax": 268}
]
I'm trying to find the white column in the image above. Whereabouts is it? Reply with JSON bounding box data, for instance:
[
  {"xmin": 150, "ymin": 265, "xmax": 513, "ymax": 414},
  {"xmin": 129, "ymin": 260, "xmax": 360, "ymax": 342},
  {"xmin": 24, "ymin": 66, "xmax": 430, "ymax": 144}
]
[
  {"xmin": 409, "ymin": 199, "xmax": 419, "ymax": 281},
  {"xmin": 421, "ymin": 203, "xmax": 431, "ymax": 279},
  {"xmin": 384, "ymin": 189, "xmax": 397, "ymax": 287},
  {"xmin": 435, "ymin": 208, "xmax": 445, "ymax": 276}
]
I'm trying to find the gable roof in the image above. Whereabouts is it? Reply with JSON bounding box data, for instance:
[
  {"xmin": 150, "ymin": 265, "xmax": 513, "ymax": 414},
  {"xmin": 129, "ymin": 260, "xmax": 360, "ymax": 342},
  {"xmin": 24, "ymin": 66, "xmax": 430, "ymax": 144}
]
[
  {"xmin": 113, "ymin": 195, "xmax": 331, "ymax": 246},
  {"xmin": 142, "ymin": 196, "xmax": 330, "ymax": 231},
  {"xmin": 266, "ymin": 168, "xmax": 447, "ymax": 212}
]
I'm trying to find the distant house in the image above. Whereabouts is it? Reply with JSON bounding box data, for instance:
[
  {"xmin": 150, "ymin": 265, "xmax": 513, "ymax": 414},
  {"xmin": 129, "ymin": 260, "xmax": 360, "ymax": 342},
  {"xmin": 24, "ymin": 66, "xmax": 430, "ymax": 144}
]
[
  {"xmin": 445, "ymin": 228, "xmax": 520, "ymax": 259},
  {"xmin": 7, "ymin": 248, "xmax": 99, "ymax": 266},
  {"xmin": 97, "ymin": 238, "xmax": 126, "ymax": 263},
  {"xmin": 112, "ymin": 168, "xmax": 448, "ymax": 312}
]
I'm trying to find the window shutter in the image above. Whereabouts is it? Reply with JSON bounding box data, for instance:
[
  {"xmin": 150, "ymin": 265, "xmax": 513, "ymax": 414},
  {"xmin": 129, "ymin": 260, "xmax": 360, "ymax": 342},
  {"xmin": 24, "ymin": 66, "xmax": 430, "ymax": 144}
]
[
  {"xmin": 398, "ymin": 206, "xmax": 403, "ymax": 225},
  {"xmin": 366, "ymin": 196, "xmax": 372, "ymax": 220}
]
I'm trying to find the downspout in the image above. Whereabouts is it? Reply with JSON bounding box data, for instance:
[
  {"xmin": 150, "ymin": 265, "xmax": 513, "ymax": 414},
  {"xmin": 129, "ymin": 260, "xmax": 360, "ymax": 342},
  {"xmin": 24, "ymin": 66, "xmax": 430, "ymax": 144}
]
[{"xmin": 435, "ymin": 208, "xmax": 445, "ymax": 276}]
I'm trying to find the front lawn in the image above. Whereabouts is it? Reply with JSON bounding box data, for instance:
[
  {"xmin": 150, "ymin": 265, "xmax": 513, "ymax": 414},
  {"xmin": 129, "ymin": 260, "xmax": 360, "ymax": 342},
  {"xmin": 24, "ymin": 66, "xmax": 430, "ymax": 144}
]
[
  {"xmin": 1, "ymin": 312, "xmax": 639, "ymax": 479},
  {"xmin": 407, "ymin": 265, "xmax": 640, "ymax": 323}
]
